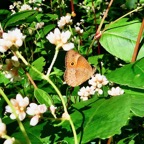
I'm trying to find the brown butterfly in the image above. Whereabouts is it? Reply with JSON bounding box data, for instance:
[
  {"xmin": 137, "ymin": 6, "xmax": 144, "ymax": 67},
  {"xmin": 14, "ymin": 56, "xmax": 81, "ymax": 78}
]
[{"xmin": 64, "ymin": 50, "xmax": 94, "ymax": 87}]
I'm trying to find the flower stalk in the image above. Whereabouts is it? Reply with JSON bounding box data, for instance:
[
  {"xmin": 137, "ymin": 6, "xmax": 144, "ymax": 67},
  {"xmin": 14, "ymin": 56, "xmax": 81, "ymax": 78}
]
[
  {"xmin": 46, "ymin": 45, "xmax": 60, "ymax": 76},
  {"xmin": 15, "ymin": 50, "xmax": 78, "ymax": 144}
]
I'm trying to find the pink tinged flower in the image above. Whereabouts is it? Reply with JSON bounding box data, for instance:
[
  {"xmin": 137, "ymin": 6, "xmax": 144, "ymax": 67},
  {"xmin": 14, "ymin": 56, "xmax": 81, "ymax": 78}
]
[
  {"xmin": 62, "ymin": 43, "xmax": 74, "ymax": 51},
  {"xmin": 0, "ymin": 39, "xmax": 12, "ymax": 53},
  {"xmin": 0, "ymin": 119, "xmax": 6, "ymax": 138},
  {"xmin": 58, "ymin": 14, "xmax": 72, "ymax": 28},
  {"xmin": 30, "ymin": 115, "xmax": 39, "ymax": 126},
  {"xmin": 78, "ymin": 86, "xmax": 95, "ymax": 101},
  {"xmin": 26, "ymin": 103, "xmax": 47, "ymax": 126},
  {"xmin": 88, "ymin": 74, "xmax": 109, "ymax": 88},
  {"xmin": 50, "ymin": 105, "xmax": 57, "ymax": 115},
  {"xmin": 50, "ymin": 105, "xmax": 57, "ymax": 118},
  {"xmin": 46, "ymin": 28, "xmax": 74, "ymax": 51},
  {"xmin": 5, "ymin": 94, "xmax": 29, "ymax": 121},
  {"xmin": 108, "ymin": 87, "xmax": 124, "ymax": 96}
]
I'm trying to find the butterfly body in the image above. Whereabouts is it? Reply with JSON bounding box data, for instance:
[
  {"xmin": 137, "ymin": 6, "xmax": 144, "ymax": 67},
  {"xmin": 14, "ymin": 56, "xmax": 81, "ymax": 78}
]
[{"xmin": 64, "ymin": 50, "xmax": 94, "ymax": 87}]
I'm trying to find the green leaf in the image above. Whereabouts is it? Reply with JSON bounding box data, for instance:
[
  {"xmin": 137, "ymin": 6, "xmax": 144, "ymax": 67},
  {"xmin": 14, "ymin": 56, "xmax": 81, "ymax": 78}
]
[
  {"xmin": 38, "ymin": 24, "xmax": 56, "ymax": 38},
  {"xmin": 100, "ymin": 19, "xmax": 144, "ymax": 62},
  {"xmin": 125, "ymin": 0, "xmax": 137, "ymax": 9},
  {"xmin": 34, "ymin": 88, "xmax": 53, "ymax": 106},
  {"xmin": 88, "ymin": 54, "xmax": 103, "ymax": 66},
  {"xmin": 106, "ymin": 58, "xmax": 144, "ymax": 89},
  {"xmin": 11, "ymin": 121, "xmax": 48, "ymax": 144},
  {"xmin": 29, "ymin": 57, "xmax": 46, "ymax": 80},
  {"xmin": 61, "ymin": 95, "xmax": 131, "ymax": 143},
  {"xmin": 2, "ymin": 10, "xmax": 38, "ymax": 29},
  {"xmin": 0, "ymin": 72, "xmax": 10, "ymax": 85},
  {"xmin": 0, "ymin": 9, "xmax": 10, "ymax": 15},
  {"xmin": 140, "ymin": 0, "xmax": 144, "ymax": 4},
  {"xmin": 131, "ymin": 94, "xmax": 144, "ymax": 117},
  {"xmin": 46, "ymin": 13, "xmax": 58, "ymax": 20}
]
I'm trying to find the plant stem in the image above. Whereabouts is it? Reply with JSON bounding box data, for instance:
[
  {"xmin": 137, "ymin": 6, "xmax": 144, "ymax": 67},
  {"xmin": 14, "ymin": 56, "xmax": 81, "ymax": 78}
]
[
  {"xmin": 97, "ymin": 0, "xmax": 114, "ymax": 33},
  {"xmin": 46, "ymin": 46, "xmax": 60, "ymax": 76},
  {"xmin": 131, "ymin": 18, "xmax": 144, "ymax": 62},
  {"xmin": 102, "ymin": 6, "xmax": 143, "ymax": 33},
  {"xmin": 15, "ymin": 50, "xmax": 78, "ymax": 144},
  {"xmin": 0, "ymin": 88, "xmax": 31, "ymax": 144},
  {"xmin": 42, "ymin": 75, "xmax": 68, "ymax": 113},
  {"xmin": 69, "ymin": 118, "xmax": 78, "ymax": 144}
]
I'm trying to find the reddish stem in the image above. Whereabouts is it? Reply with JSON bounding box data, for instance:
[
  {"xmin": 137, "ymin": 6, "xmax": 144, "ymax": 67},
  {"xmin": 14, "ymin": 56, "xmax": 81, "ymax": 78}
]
[{"xmin": 131, "ymin": 18, "xmax": 144, "ymax": 62}]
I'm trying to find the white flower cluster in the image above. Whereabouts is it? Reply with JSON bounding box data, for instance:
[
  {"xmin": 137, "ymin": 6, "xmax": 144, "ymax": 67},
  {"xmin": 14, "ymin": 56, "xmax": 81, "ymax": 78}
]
[
  {"xmin": 78, "ymin": 2, "xmax": 91, "ymax": 13},
  {"xmin": 78, "ymin": 86, "xmax": 95, "ymax": 101},
  {"xmin": 74, "ymin": 19, "xmax": 84, "ymax": 34},
  {"xmin": 108, "ymin": 87, "xmax": 124, "ymax": 96},
  {"xmin": 75, "ymin": 26, "xmax": 84, "ymax": 34},
  {"xmin": 78, "ymin": 73, "xmax": 124, "ymax": 101},
  {"xmin": 19, "ymin": 4, "xmax": 32, "ymax": 11},
  {"xmin": 78, "ymin": 73, "xmax": 109, "ymax": 101},
  {"xmin": 0, "ymin": 28, "xmax": 25, "ymax": 53},
  {"xmin": 46, "ymin": 28, "xmax": 74, "ymax": 51},
  {"xmin": 5, "ymin": 94, "xmax": 56, "ymax": 126},
  {"xmin": 9, "ymin": 0, "xmax": 42, "ymax": 14},
  {"xmin": 57, "ymin": 14, "xmax": 72, "ymax": 29}
]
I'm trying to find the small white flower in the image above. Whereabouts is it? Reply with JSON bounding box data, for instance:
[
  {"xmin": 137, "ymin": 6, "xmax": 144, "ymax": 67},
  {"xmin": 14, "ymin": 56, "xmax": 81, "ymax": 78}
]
[
  {"xmin": 62, "ymin": 112, "xmax": 70, "ymax": 120},
  {"xmin": 78, "ymin": 86, "xmax": 95, "ymax": 101},
  {"xmin": 26, "ymin": 103, "xmax": 47, "ymax": 126},
  {"xmin": 75, "ymin": 26, "xmax": 83, "ymax": 34},
  {"xmin": 58, "ymin": 14, "xmax": 72, "ymax": 28},
  {"xmin": 0, "ymin": 119, "xmax": 6, "ymax": 138},
  {"xmin": 11, "ymin": 56, "xmax": 20, "ymax": 67},
  {"xmin": 19, "ymin": 4, "xmax": 32, "ymax": 11},
  {"xmin": 46, "ymin": 28, "xmax": 74, "ymax": 51},
  {"xmin": 3, "ymin": 137, "xmax": 15, "ymax": 144},
  {"xmin": 95, "ymin": 87, "xmax": 103, "ymax": 95},
  {"xmin": 9, "ymin": 5, "xmax": 14, "ymax": 10},
  {"xmin": 50, "ymin": 105, "xmax": 57, "ymax": 116},
  {"xmin": 35, "ymin": 22, "xmax": 44, "ymax": 29},
  {"xmin": 5, "ymin": 94, "xmax": 29, "ymax": 121},
  {"xmin": 89, "ymin": 74, "xmax": 109, "ymax": 88},
  {"xmin": 0, "ymin": 39, "xmax": 12, "ymax": 53},
  {"xmin": 108, "ymin": 87, "xmax": 124, "ymax": 96},
  {"xmin": 76, "ymin": 22, "xmax": 80, "ymax": 26},
  {"xmin": 38, "ymin": 8, "xmax": 42, "ymax": 12}
]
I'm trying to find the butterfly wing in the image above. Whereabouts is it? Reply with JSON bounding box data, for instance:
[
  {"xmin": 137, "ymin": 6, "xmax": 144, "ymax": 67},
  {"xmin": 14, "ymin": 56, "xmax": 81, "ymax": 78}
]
[{"xmin": 64, "ymin": 50, "xmax": 93, "ymax": 87}]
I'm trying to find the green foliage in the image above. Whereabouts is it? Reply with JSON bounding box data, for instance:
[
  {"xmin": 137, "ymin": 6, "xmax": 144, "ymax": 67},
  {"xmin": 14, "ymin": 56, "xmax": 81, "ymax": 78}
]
[
  {"xmin": 2, "ymin": 10, "xmax": 38, "ymax": 29},
  {"xmin": 100, "ymin": 19, "xmax": 144, "ymax": 62},
  {"xmin": 0, "ymin": 0, "xmax": 144, "ymax": 144},
  {"xmin": 71, "ymin": 95, "xmax": 131, "ymax": 143},
  {"xmin": 106, "ymin": 58, "xmax": 144, "ymax": 89},
  {"xmin": 29, "ymin": 57, "xmax": 46, "ymax": 80},
  {"xmin": 0, "ymin": 72, "xmax": 10, "ymax": 85},
  {"xmin": 34, "ymin": 88, "xmax": 53, "ymax": 106}
]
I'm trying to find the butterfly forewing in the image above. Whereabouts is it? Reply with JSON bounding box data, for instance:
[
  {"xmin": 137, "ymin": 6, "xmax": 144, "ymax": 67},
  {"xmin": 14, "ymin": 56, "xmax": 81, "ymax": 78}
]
[{"xmin": 64, "ymin": 50, "xmax": 94, "ymax": 87}]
